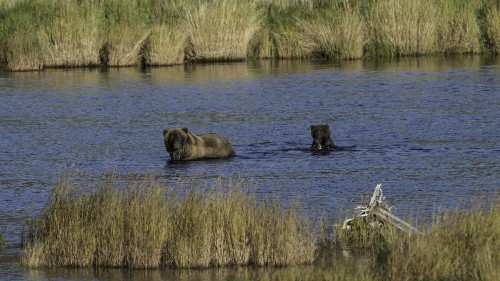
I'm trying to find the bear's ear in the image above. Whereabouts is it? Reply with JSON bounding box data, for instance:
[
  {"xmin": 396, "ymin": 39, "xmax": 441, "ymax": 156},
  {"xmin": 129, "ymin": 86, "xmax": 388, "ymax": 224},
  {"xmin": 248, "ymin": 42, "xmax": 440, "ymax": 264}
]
[
  {"xmin": 163, "ymin": 129, "xmax": 169, "ymax": 136},
  {"xmin": 324, "ymin": 124, "xmax": 330, "ymax": 129},
  {"xmin": 181, "ymin": 128, "xmax": 189, "ymax": 133}
]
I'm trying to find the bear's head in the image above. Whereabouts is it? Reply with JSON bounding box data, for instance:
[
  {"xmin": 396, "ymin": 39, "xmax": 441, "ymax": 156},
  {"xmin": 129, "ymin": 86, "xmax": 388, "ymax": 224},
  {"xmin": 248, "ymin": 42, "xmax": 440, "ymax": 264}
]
[
  {"xmin": 163, "ymin": 128, "xmax": 190, "ymax": 154},
  {"xmin": 310, "ymin": 124, "xmax": 334, "ymax": 150}
]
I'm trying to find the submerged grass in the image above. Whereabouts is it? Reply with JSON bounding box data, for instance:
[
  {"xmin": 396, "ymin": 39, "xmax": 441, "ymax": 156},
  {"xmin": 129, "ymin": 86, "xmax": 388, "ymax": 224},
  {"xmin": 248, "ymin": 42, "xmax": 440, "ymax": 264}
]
[
  {"xmin": 1, "ymin": 0, "xmax": 499, "ymax": 70},
  {"xmin": 22, "ymin": 174, "xmax": 316, "ymax": 269}
]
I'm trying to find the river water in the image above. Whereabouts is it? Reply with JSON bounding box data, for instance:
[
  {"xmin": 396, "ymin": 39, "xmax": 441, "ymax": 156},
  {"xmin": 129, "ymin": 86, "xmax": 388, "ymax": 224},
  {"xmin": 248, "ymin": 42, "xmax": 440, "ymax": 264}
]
[{"xmin": 0, "ymin": 56, "xmax": 499, "ymax": 280}]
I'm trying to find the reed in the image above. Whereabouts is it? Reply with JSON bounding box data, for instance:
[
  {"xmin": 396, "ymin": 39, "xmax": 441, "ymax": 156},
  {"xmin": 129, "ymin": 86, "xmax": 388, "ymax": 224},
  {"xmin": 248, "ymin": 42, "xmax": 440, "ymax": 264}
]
[
  {"xmin": 100, "ymin": 0, "xmax": 152, "ymax": 66},
  {"xmin": 0, "ymin": 1, "xmax": 46, "ymax": 71},
  {"xmin": 21, "ymin": 174, "xmax": 316, "ymax": 269},
  {"xmin": 378, "ymin": 199, "xmax": 500, "ymax": 281},
  {"xmin": 1, "ymin": 0, "xmax": 499, "ymax": 71},
  {"xmin": 482, "ymin": 1, "xmax": 500, "ymax": 53},
  {"xmin": 363, "ymin": 0, "xmax": 438, "ymax": 58},
  {"xmin": 145, "ymin": 23, "xmax": 186, "ymax": 66},
  {"xmin": 0, "ymin": 226, "xmax": 5, "ymax": 250},
  {"xmin": 184, "ymin": 0, "xmax": 260, "ymax": 62},
  {"xmin": 328, "ymin": 193, "xmax": 500, "ymax": 281},
  {"xmin": 436, "ymin": 0, "xmax": 482, "ymax": 54},
  {"xmin": 334, "ymin": 216, "xmax": 386, "ymax": 249},
  {"xmin": 299, "ymin": 3, "xmax": 364, "ymax": 60},
  {"xmin": 252, "ymin": 3, "xmax": 310, "ymax": 59},
  {"xmin": 37, "ymin": 1, "xmax": 103, "ymax": 68}
]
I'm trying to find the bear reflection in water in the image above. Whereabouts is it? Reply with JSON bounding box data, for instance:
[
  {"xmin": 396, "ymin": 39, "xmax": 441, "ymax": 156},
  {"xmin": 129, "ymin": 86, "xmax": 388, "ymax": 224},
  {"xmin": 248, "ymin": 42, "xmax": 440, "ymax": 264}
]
[{"xmin": 163, "ymin": 128, "xmax": 236, "ymax": 162}]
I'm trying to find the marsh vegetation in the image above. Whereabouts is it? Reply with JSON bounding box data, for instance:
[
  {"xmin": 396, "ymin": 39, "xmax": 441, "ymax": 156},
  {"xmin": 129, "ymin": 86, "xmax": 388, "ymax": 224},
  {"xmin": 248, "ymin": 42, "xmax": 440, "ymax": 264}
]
[
  {"xmin": 21, "ymin": 173, "xmax": 500, "ymax": 281},
  {"xmin": 22, "ymin": 173, "xmax": 316, "ymax": 269},
  {"xmin": 1, "ymin": 0, "xmax": 499, "ymax": 71}
]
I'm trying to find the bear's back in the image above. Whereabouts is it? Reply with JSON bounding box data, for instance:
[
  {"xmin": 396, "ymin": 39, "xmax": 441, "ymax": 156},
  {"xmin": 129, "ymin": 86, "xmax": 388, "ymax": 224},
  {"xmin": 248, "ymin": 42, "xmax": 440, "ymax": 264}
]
[{"xmin": 197, "ymin": 133, "xmax": 236, "ymax": 158}]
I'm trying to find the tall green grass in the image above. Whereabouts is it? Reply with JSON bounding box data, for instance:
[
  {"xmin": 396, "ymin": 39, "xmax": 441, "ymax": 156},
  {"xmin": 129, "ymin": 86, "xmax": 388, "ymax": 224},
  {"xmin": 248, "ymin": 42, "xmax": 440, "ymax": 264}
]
[
  {"xmin": 38, "ymin": 1, "xmax": 103, "ymax": 68},
  {"xmin": 184, "ymin": 0, "xmax": 260, "ymax": 62},
  {"xmin": 22, "ymin": 174, "xmax": 316, "ymax": 269},
  {"xmin": 0, "ymin": 0, "xmax": 47, "ymax": 71},
  {"xmin": 100, "ymin": 0, "xmax": 152, "ymax": 67},
  {"xmin": 1, "ymin": 0, "xmax": 499, "ymax": 71},
  {"xmin": 250, "ymin": 3, "xmax": 310, "ymax": 59},
  {"xmin": 299, "ymin": 2, "xmax": 364, "ymax": 60},
  {"xmin": 363, "ymin": 0, "xmax": 438, "ymax": 57},
  {"xmin": 20, "ymin": 171, "xmax": 499, "ymax": 280},
  {"xmin": 331, "ymin": 196, "xmax": 500, "ymax": 281},
  {"xmin": 482, "ymin": 0, "xmax": 500, "ymax": 53},
  {"xmin": 379, "ymin": 200, "xmax": 500, "ymax": 281},
  {"xmin": 436, "ymin": 0, "xmax": 482, "ymax": 54},
  {"xmin": 145, "ymin": 23, "xmax": 186, "ymax": 66}
]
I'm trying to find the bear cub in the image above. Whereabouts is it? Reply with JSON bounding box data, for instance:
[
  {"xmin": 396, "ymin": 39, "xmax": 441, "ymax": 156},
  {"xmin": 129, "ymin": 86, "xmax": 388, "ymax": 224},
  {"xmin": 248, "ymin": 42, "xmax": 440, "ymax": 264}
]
[
  {"xmin": 163, "ymin": 128, "xmax": 236, "ymax": 161},
  {"xmin": 310, "ymin": 124, "xmax": 335, "ymax": 150}
]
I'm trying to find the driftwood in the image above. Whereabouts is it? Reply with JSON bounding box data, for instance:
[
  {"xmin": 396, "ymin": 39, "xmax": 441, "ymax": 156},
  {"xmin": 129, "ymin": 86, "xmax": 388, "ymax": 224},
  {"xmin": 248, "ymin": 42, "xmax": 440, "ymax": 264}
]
[{"xmin": 342, "ymin": 184, "xmax": 423, "ymax": 235}]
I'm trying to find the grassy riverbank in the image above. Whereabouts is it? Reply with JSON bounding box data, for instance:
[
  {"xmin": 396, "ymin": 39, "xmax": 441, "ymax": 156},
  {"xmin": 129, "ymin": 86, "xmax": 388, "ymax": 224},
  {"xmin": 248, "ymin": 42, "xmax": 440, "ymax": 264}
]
[
  {"xmin": 1, "ymin": 0, "xmax": 499, "ymax": 71},
  {"xmin": 21, "ymin": 173, "xmax": 499, "ymax": 281}
]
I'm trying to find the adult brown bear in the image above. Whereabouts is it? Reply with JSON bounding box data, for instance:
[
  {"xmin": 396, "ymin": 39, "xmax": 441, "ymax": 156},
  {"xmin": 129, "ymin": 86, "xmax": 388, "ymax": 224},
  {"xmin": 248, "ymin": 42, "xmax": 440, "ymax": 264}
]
[
  {"xmin": 310, "ymin": 124, "xmax": 335, "ymax": 150},
  {"xmin": 163, "ymin": 128, "xmax": 236, "ymax": 161}
]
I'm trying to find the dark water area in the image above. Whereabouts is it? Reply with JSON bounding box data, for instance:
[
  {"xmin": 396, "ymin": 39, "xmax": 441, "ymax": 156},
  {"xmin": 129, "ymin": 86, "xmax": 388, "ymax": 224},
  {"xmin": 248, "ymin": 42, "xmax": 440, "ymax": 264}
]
[{"xmin": 0, "ymin": 56, "xmax": 499, "ymax": 280}]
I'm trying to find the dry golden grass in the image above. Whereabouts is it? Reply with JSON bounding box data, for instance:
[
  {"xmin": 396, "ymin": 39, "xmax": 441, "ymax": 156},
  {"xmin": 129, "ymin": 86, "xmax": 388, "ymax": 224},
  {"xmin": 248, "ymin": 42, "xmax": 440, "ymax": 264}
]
[
  {"xmin": 37, "ymin": 2, "xmax": 103, "ymax": 68},
  {"xmin": 436, "ymin": 0, "xmax": 482, "ymax": 54},
  {"xmin": 145, "ymin": 23, "xmax": 186, "ymax": 66},
  {"xmin": 484, "ymin": 5, "xmax": 500, "ymax": 53},
  {"xmin": 22, "ymin": 174, "xmax": 316, "ymax": 269},
  {"xmin": 364, "ymin": 0, "xmax": 438, "ymax": 57},
  {"xmin": 328, "ymin": 195, "xmax": 500, "ymax": 281},
  {"xmin": 1, "ymin": 0, "xmax": 498, "ymax": 71},
  {"xmin": 299, "ymin": 5, "xmax": 364, "ymax": 60},
  {"xmin": 184, "ymin": 0, "xmax": 260, "ymax": 61},
  {"xmin": 380, "ymin": 200, "xmax": 500, "ymax": 281}
]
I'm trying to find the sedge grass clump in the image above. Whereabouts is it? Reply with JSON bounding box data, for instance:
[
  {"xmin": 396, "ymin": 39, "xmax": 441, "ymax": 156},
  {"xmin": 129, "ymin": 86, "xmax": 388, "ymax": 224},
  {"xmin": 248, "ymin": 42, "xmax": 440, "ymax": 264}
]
[
  {"xmin": 334, "ymin": 216, "xmax": 387, "ymax": 250},
  {"xmin": 0, "ymin": 0, "xmax": 104, "ymax": 70},
  {"xmin": 22, "ymin": 173, "xmax": 316, "ymax": 269},
  {"xmin": 251, "ymin": 3, "xmax": 310, "ymax": 59},
  {"xmin": 100, "ymin": 0, "xmax": 153, "ymax": 66},
  {"xmin": 379, "ymin": 198, "xmax": 500, "ymax": 281},
  {"xmin": 144, "ymin": 23, "xmax": 186, "ymax": 66},
  {"xmin": 0, "ymin": 0, "xmax": 49, "ymax": 71},
  {"xmin": 363, "ymin": 0, "xmax": 438, "ymax": 58},
  {"xmin": 482, "ymin": 2, "xmax": 500, "ymax": 53},
  {"xmin": 184, "ymin": 0, "xmax": 260, "ymax": 62},
  {"xmin": 37, "ymin": 1, "xmax": 103, "ymax": 68},
  {"xmin": 299, "ymin": 3, "xmax": 364, "ymax": 60},
  {"xmin": 436, "ymin": 0, "xmax": 482, "ymax": 54}
]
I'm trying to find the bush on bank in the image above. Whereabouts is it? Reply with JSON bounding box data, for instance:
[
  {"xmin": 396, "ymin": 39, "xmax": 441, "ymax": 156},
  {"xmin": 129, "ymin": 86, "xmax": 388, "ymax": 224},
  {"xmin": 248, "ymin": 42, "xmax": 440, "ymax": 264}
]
[{"xmin": 1, "ymin": 0, "xmax": 499, "ymax": 71}]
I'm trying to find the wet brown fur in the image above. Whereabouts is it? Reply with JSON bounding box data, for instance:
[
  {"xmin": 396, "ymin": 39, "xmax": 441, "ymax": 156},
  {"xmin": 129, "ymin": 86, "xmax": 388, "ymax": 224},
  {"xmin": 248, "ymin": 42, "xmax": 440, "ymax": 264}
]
[
  {"xmin": 310, "ymin": 124, "xmax": 335, "ymax": 150},
  {"xmin": 163, "ymin": 128, "xmax": 236, "ymax": 161}
]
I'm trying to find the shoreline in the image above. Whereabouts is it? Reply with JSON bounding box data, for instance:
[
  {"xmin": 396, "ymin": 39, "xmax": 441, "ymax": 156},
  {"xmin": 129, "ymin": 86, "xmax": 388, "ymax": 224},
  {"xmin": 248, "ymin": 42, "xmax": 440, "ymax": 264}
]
[{"xmin": 1, "ymin": 0, "xmax": 499, "ymax": 72}]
